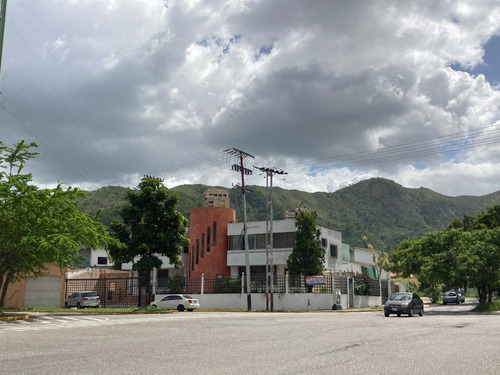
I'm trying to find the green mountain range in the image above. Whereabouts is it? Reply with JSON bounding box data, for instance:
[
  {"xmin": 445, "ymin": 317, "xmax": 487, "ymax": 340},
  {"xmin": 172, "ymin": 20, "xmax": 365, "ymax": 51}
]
[{"xmin": 78, "ymin": 177, "xmax": 500, "ymax": 251}]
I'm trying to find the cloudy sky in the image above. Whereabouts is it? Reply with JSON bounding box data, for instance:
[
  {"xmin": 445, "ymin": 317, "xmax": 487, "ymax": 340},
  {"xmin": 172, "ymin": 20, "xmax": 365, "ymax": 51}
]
[{"xmin": 2, "ymin": 0, "xmax": 500, "ymax": 197}]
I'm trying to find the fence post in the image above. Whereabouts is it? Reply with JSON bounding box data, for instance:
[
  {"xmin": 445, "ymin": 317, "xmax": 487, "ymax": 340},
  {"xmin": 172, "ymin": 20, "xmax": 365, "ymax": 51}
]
[
  {"xmin": 201, "ymin": 273, "xmax": 205, "ymax": 295},
  {"xmin": 152, "ymin": 268, "xmax": 157, "ymax": 296},
  {"xmin": 138, "ymin": 277, "xmax": 142, "ymax": 308},
  {"xmin": 347, "ymin": 277, "xmax": 350, "ymax": 309},
  {"xmin": 285, "ymin": 271, "xmax": 289, "ymax": 294}
]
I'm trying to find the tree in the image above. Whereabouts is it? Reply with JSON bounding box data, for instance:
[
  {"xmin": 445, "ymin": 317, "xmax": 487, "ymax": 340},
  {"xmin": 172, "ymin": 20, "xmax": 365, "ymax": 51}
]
[
  {"xmin": 391, "ymin": 205, "xmax": 500, "ymax": 304},
  {"xmin": 109, "ymin": 176, "xmax": 189, "ymax": 303},
  {"xmin": 0, "ymin": 140, "xmax": 112, "ymax": 307},
  {"xmin": 287, "ymin": 210, "xmax": 325, "ymax": 276},
  {"xmin": 363, "ymin": 236, "xmax": 389, "ymax": 304}
]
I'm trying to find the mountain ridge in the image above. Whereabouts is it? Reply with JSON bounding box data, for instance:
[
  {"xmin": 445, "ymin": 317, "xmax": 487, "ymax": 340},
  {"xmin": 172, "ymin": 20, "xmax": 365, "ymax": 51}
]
[{"xmin": 78, "ymin": 177, "xmax": 500, "ymax": 250}]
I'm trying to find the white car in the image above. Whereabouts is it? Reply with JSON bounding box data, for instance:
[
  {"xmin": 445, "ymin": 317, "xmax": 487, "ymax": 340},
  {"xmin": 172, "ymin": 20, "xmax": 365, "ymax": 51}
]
[
  {"xmin": 151, "ymin": 294, "xmax": 200, "ymax": 312},
  {"xmin": 64, "ymin": 291, "xmax": 100, "ymax": 309}
]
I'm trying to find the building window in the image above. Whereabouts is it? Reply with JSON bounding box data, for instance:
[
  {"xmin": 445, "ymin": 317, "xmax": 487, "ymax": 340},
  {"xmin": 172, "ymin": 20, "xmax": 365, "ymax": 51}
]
[
  {"xmin": 228, "ymin": 232, "xmax": 295, "ymax": 250},
  {"xmin": 207, "ymin": 227, "xmax": 211, "ymax": 252},
  {"xmin": 321, "ymin": 238, "xmax": 327, "ymax": 247},
  {"xmin": 196, "ymin": 240, "xmax": 200, "ymax": 265},
  {"xmin": 97, "ymin": 257, "xmax": 108, "ymax": 265},
  {"xmin": 273, "ymin": 232, "xmax": 295, "ymax": 248},
  {"xmin": 330, "ymin": 244, "xmax": 338, "ymax": 257},
  {"xmin": 191, "ymin": 246, "xmax": 195, "ymax": 271},
  {"xmin": 201, "ymin": 233, "xmax": 205, "ymax": 258},
  {"xmin": 248, "ymin": 234, "xmax": 256, "ymax": 249},
  {"xmin": 213, "ymin": 221, "xmax": 217, "ymax": 245}
]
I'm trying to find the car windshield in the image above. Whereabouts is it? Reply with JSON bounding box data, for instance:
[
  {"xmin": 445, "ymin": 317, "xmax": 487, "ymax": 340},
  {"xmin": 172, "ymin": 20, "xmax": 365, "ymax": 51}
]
[
  {"xmin": 182, "ymin": 295, "xmax": 193, "ymax": 299},
  {"xmin": 389, "ymin": 293, "xmax": 411, "ymax": 301},
  {"xmin": 83, "ymin": 292, "xmax": 97, "ymax": 297},
  {"xmin": 445, "ymin": 292, "xmax": 456, "ymax": 296}
]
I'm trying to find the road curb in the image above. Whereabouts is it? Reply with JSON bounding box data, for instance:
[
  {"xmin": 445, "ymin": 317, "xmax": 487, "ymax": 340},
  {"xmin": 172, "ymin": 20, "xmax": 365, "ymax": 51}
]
[{"xmin": 0, "ymin": 313, "xmax": 31, "ymax": 321}]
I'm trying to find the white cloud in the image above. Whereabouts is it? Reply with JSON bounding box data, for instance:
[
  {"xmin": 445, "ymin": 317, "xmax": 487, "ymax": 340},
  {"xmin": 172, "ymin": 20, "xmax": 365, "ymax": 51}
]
[{"xmin": 2, "ymin": 0, "xmax": 500, "ymax": 197}]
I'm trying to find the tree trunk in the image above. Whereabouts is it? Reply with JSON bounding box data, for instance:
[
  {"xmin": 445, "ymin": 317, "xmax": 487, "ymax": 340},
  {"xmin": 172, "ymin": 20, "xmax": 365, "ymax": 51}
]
[{"xmin": 0, "ymin": 273, "xmax": 12, "ymax": 308}]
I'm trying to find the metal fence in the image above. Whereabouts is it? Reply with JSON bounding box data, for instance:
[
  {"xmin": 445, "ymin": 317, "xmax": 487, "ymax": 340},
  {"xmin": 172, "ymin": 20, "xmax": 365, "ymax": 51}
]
[
  {"xmin": 65, "ymin": 277, "xmax": 147, "ymax": 308},
  {"xmin": 65, "ymin": 272, "xmax": 387, "ymax": 309},
  {"xmin": 154, "ymin": 272, "xmax": 381, "ymax": 295}
]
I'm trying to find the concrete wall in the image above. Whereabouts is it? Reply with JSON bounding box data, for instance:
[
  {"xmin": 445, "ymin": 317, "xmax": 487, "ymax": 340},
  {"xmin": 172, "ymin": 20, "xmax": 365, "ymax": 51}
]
[
  {"xmin": 3, "ymin": 264, "xmax": 67, "ymax": 308},
  {"xmin": 156, "ymin": 293, "xmax": 341, "ymax": 311},
  {"xmin": 25, "ymin": 276, "xmax": 61, "ymax": 307}
]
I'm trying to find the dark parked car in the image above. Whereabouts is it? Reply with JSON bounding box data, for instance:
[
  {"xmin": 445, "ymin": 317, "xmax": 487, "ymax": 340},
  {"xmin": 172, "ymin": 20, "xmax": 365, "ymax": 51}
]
[
  {"xmin": 384, "ymin": 292, "xmax": 424, "ymax": 317},
  {"xmin": 443, "ymin": 290, "xmax": 464, "ymax": 304}
]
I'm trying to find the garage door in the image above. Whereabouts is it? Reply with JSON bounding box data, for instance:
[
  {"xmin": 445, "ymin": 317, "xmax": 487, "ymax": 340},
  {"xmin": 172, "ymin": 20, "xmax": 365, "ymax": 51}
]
[{"xmin": 25, "ymin": 276, "xmax": 61, "ymax": 307}]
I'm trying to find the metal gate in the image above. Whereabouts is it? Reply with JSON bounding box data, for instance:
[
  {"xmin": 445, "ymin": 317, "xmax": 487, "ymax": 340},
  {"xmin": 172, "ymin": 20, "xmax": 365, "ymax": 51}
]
[
  {"xmin": 348, "ymin": 277, "xmax": 354, "ymax": 308},
  {"xmin": 381, "ymin": 280, "xmax": 389, "ymax": 304},
  {"xmin": 65, "ymin": 277, "xmax": 147, "ymax": 308}
]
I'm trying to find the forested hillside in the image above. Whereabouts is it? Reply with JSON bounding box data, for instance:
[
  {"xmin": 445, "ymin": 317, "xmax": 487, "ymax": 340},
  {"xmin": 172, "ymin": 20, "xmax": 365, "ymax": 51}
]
[{"xmin": 79, "ymin": 178, "xmax": 500, "ymax": 250}]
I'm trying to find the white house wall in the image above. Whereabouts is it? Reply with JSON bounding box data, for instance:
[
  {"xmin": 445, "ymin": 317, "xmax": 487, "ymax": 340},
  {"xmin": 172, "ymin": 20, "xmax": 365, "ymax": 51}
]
[{"xmin": 227, "ymin": 220, "xmax": 343, "ymax": 273}]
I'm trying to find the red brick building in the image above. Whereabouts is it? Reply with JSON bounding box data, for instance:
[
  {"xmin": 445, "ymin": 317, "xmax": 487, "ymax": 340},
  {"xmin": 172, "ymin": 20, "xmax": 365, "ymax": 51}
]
[{"xmin": 188, "ymin": 206, "xmax": 236, "ymax": 277}]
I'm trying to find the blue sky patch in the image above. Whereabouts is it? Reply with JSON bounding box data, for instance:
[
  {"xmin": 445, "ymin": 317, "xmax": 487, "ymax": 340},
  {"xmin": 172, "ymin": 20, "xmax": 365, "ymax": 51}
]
[{"xmin": 452, "ymin": 35, "xmax": 500, "ymax": 85}]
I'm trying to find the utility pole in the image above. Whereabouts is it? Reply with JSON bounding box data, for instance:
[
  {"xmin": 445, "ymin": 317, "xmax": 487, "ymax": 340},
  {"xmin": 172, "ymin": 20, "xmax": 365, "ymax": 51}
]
[
  {"xmin": 0, "ymin": 0, "xmax": 8, "ymax": 90},
  {"xmin": 225, "ymin": 148, "xmax": 254, "ymax": 311},
  {"xmin": 255, "ymin": 166, "xmax": 287, "ymax": 311}
]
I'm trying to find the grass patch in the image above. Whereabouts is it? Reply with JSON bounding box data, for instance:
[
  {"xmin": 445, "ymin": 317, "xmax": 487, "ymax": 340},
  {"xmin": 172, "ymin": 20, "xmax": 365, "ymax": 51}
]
[{"xmin": 472, "ymin": 301, "xmax": 500, "ymax": 312}]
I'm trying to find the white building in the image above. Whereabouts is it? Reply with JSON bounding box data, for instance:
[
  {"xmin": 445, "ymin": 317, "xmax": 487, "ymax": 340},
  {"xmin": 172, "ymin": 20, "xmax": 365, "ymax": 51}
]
[{"xmin": 226, "ymin": 219, "xmax": 343, "ymax": 277}]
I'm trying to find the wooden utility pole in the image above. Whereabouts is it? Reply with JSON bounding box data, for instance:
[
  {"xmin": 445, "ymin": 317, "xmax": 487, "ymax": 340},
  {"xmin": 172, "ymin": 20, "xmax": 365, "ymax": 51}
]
[
  {"xmin": 225, "ymin": 148, "xmax": 254, "ymax": 311},
  {"xmin": 0, "ymin": 0, "xmax": 7, "ymax": 89}
]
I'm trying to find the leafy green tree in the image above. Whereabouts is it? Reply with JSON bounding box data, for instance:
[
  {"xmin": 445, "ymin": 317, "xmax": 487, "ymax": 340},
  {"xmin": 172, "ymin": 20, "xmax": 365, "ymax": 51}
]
[
  {"xmin": 287, "ymin": 210, "xmax": 325, "ymax": 276},
  {"xmin": 109, "ymin": 176, "xmax": 189, "ymax": 303},
  {"xmin": 458, "ymin": 228, "xmax": 500, "ymax": 303},
  {"xmin": 391, "ymin": 205, "xmax": 500, "ymax": 304},
  {"xmin": 0, "ymin": 141, "xmax": 112, "ymax": 307},
  {"xmin": 363, "ymin": 236, "xmax": 389, "ymax": 304}
]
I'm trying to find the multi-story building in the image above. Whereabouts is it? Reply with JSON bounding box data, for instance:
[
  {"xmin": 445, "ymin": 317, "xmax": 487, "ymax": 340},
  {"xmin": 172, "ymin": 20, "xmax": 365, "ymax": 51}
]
[
  {"xmin": 202, "ymin": 188, "xmax": 230, "ymax": 208},
  {"xmin": 226, "ymin": 219, "xmax": 342, "ymax": 277},
  {"xmin": 188, "ymin": 205, "xmax": 236, "ymax": 278}
]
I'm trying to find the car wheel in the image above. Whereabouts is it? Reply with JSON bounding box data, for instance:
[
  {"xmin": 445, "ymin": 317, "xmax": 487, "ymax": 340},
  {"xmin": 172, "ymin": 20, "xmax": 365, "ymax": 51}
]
[
  {"xmin": 76, "ymin": 302, "xmax": 81, "ymax": 309},
  {"xmin": 419, "ymin": 307, "xmax": 424, "ymax": 316},
  {"xmin": 443, "ymin": 302, "xmax": 447, "ymax": 305},
  {"xmin": 384, "ymin": 311, "xmax": 389, "ymax": 317},
  {"xmin": 408, "ymin": 308, "xmax": 413, "ymax": 317},
  {"xmin": 397, "ymin": 313, "xmax": 401, "ymax": 317},
  {"xmin": 457, "ymin": 300, "xmax": 460, "ymax": 305},
  {"xmin": 64, "ymin": 302, "xmax": 69, "ymax": 308},
  {"xmin": 177, "ymin": 304, "xmax": 185, "ymax": 312}
]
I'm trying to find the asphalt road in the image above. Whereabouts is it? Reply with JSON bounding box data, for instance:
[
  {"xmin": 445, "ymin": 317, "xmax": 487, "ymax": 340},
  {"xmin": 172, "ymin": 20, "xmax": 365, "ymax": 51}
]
[{"xmin": 1, "ymin": 299, "xmax": 499, "ymax": 375}]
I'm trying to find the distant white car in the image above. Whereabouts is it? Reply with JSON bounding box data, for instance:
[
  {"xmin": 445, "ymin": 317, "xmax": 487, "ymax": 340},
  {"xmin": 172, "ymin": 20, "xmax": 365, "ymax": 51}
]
[
  {"xmin": 151, "ymin": 294, "xmax": 200, "ymax": 312},
  {"xmin": 64, "ymin": 291, "xmax": 100, "ymax": 309}
]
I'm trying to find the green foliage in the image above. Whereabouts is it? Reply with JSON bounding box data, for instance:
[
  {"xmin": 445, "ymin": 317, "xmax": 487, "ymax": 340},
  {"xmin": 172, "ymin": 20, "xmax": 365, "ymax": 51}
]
[
  {"xmin": 473, "ymin": 300, "xmax": 500, "ymax": 312},
  {"xmin": 167, "ymin": 274, "xmax": 186, "ymax": 293},
  {"xmin": 353, "ymin": 273, "xmax": 370, "ymax": 295},
  {"xmin": 212, "ymin": 277, "xmax": 241, "ymax": 293},
  {"xmin": 287, "ymin": 210, "xmax": 325, "ymax": 276},
  {"xmin": 0, "ymin": 140, "xmax": 113, "ymax": 307},
  {"xmin": 390, "ymin": 204, "xmax": 500, "ymax": 304},
  {"xmin": 109, "ymin": 177, "xmax": 189, "ymax": 272}
]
